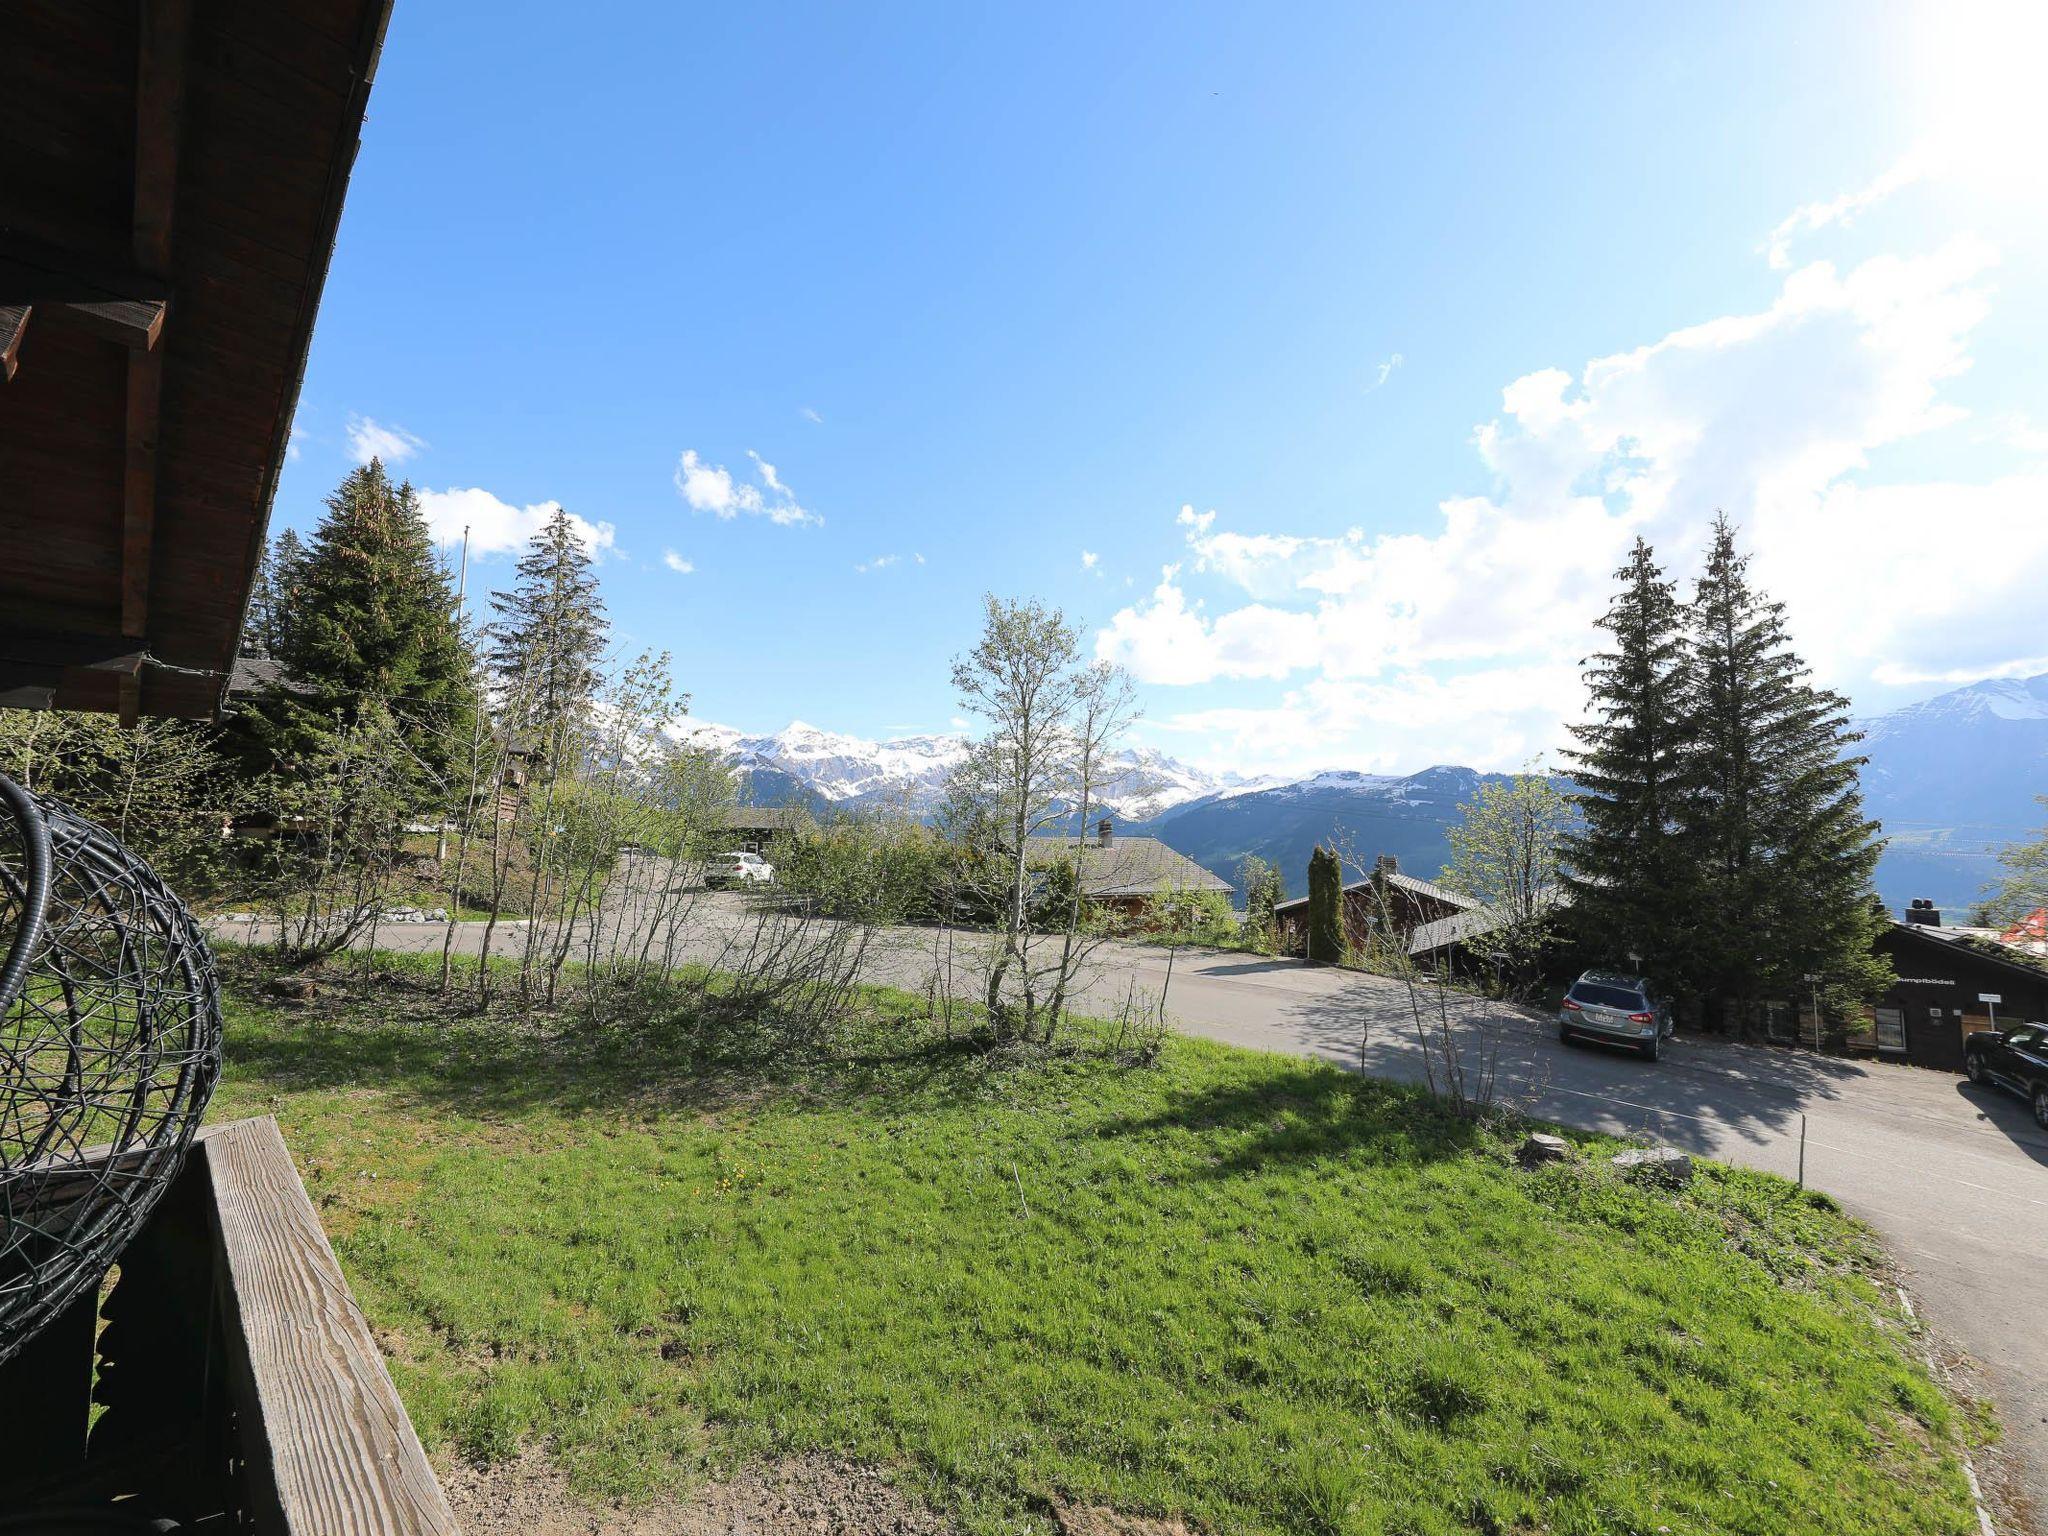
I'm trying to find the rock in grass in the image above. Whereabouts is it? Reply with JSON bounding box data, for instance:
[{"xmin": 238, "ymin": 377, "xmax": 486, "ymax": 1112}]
[
  {"xmin": 1518, "ymin": 1132, "xmax": 1572, "ymax": 1168},
  {"xmin": 265, "ymin": 975, "xmax": 317, "ymax": 1002},
  {"xmin": 1611, "ymin": 1146, "xmax": 1692, "ymax": 1185}
]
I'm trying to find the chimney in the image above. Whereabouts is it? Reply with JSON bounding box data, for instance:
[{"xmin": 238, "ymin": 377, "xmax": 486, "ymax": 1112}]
[
  {"xmin": 1375, "ymin": 853, "xmax": 1400, "ymax": 876},
  {"xmin": 1097, "ymin": 816, "xmax": 1113, "ymax": 847},
  {"xmin": 1903, "ymin": 898, "xmax": 1941, "ymax": 927}
]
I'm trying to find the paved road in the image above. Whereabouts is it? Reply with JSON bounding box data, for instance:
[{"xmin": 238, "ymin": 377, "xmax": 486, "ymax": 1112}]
[{"xmin": 216, "ymin": 897, "xmax": 2048, "ymax": 1519}]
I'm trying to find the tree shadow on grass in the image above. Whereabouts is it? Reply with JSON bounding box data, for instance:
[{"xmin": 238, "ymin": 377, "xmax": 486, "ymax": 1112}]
[
  {"xmin": 1092, "ymin": 1063, "xmax": 1487, "ymax": 1181},
  {"xmin": 217, "ymin": 957, "xmax": 1095, "ymax": 1124}
]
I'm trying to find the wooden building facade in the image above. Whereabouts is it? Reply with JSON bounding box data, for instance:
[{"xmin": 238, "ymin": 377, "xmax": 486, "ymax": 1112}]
[
  {"xmin": 1867, "ymin": 919, "xmax": 2048, "ymax": 1073},
  {"xmin": 1273, "ymin": 854, "xmax": 1477, "ymax": 958}
]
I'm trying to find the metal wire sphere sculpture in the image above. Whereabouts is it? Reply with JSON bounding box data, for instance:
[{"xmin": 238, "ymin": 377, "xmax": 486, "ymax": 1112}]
[{"xmin": 0, "ymin": 771, "xmax": 221, "ymax": 1368}]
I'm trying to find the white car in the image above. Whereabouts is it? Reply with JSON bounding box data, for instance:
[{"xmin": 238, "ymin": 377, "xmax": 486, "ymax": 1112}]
[{"xmin": 705, "ymin": 850, "xmax": 775, "ymax": 888}]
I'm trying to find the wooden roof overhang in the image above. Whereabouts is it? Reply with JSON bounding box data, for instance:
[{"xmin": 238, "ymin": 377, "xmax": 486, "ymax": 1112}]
[{"xmin": 0, "ymin": 0, "xmax": 394, "ymax": 721}]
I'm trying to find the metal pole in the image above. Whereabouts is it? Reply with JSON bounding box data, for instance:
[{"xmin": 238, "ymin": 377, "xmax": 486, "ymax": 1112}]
[
  {"xmin": 1798, "ymin": 1114, "xmax": 1806, "ymax": 1189},
  {"xmin": 456, "ymin": 523, "xmax": 471, "ymax": 608}
]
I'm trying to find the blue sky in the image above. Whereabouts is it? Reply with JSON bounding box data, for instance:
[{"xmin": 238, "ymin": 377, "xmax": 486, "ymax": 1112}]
[{"xmin": 274, "ymin": 1, "xmax": 2048, "ymax": 773}]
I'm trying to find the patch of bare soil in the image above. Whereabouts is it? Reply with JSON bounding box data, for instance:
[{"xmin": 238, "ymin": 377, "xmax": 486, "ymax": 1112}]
[
  {"xmin": 440, "ymin": 1449, "xmax": 960, "ymax": 1535},
  {"xmin": 1052, "ymin": 1503, "xmax": 1191, "ymax": 1536}
]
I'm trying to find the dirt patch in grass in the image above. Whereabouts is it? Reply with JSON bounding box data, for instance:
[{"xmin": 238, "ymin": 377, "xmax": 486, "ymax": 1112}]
[{"xmin": 442, "ymin": 1449, "xmax": 958, "ymax": 1535}]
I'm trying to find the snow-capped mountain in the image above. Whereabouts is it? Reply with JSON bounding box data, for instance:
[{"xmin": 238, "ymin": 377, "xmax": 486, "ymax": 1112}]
[
  {"xmin": 656, "ymin": 719, "xmax": 1244, "ymax": 821},
  {"xmin": 1855, "ymin": 673, "xmax": 2048, "ymax": 912},
  {"xmin": 634, "ymin": 672, "xmax": 2046, "ymax": 909},
  {"xmin": 1125, "ymin": 765, "xmax": 1521, "ymax": 895}
]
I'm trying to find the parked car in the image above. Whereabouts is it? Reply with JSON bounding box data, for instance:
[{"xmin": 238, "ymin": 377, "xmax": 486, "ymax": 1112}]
[
  {"xmin": 1965, "ymin": 1023, "xmax": 2048, "ymax": 1128},
  {"xmin": 1558, "ymin": 970, "xmax": 1674, "ymax": 1060},
  {"xmin": 704, "ymin": 850, "xmax": 775, "ymax": 889}
]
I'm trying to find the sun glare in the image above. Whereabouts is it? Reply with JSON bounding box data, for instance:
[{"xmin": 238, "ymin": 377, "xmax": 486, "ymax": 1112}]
[{"xmin": 1911, "ymin": 0, "xmax": 2048, "ymax": 200}]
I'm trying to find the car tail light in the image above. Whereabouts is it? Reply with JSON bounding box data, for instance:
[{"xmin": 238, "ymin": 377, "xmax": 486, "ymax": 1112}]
[
  {"xmin": 1628, "ymin": 1012, "xmax": 1654, "ymax": 1024},
  {"xmin": 1562, "ymin": 999, "xmax": 1582, "ymax": 1012}
]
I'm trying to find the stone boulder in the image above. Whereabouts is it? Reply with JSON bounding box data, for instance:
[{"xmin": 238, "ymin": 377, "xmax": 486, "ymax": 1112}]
[{"xmin": 1611, "ymin": 1146, "xmax": 1693, "ymax": 1186}]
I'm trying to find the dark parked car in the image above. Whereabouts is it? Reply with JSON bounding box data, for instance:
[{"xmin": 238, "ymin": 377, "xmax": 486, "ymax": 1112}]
[
  {"xmin": 1965, "ymin": 1023, "xmax": 2048, "ymax": 1128},
  {"xmin": 1558, "ymin": 970, "xmax": 1674, "ymax": 1060}
]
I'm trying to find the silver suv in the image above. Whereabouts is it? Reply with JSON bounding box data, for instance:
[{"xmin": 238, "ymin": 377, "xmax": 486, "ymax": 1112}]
[{"xmin": 1558, "ymin": 970, "xmax": 1674, "ymax": 1060}]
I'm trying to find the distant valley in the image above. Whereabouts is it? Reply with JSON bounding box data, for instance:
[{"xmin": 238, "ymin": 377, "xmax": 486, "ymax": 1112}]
[{"xmin": 674, "ymin": 674, "xmax": 2048, "ymax": 914}]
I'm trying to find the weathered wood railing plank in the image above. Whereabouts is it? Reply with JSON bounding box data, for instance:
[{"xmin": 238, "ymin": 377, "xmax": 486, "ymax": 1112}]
[{"xmin": 205, "ymin": 1115, "xmax": 460, "ymax": 1535}]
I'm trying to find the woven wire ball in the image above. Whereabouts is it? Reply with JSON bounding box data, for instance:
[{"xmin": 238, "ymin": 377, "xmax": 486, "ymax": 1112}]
[{"xmin": 0, "ymin": 772, "xmax": 221, "ymax": 1368}]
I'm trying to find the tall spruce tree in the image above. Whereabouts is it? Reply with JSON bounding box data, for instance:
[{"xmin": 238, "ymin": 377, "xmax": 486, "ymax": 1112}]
[
  {"xmin": 1561, "ymin": 538, "xmax": 1696, "ymax": 983},
  {"xmin": 486, "ymin": 507, "xmax": 610, "ymax": 773},
  {"xmin": 265, "ymin": 461, "xmax": 474, "ymax": 788},
  {"xmin": 1679, "ymin": 515, "xmax": 1888, "ymax": 1023},
  {"xmin": 239, "ymin": 526, "xmax": 306, "ymax": 659}
]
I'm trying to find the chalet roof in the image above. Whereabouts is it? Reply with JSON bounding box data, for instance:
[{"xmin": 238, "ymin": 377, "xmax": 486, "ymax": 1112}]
[
  {"xmin": 1406, "ymin": 888, "xmax": 1564, "ymax": 958},
  {"xmin": 711, "ymin": 805, "xmax": 818, "ymax": 833},
  {"xmin": 1273, "ymin": 868, "xmax": 1480, "ymax": 917},
  {"xmin": 1885, "ymin": 921, "xmax": 2048, "ymax": 989},
  {"xmin": 1030, "ymin": 835, "xmax": 1233, "ymax": 899},
  {"xmin": 2, "ymin": 0, "xmax": 395, "ymax": 720},
  {"xmin": 225, "ymin": 654, "xmax": 299, "ymax": 699}
]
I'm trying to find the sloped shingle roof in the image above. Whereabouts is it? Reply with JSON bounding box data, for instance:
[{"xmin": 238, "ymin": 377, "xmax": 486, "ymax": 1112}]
[
  {"xmin": 711, "ymin": 806, "xmax": 817, "ymax": 833},
  {"xmin": 1029, "ymin": 835, "xmax": 1233, "ymax": 898},
  {"xmin": 1273, "ymin": 869, "xmax": 1480, "ymax": 917},
  {"xmin": 1406, "ymin": 887, "xmax": 1564, "ymax": 957}
]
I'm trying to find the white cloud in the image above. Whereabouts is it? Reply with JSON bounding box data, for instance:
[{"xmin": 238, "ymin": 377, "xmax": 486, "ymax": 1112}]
[
  {"xmin": 415, "ymin": 487, "xmax": 617, "ymax": 559},
  {"xmin": 855, "ymin": 552, "xmax": 922, "ymax": 575},
  {"xmin": 1097, "ymin": 226, "xmax": 2048, "ymax": 772},
  {"xmin": 1080, "ymin": 550, "xmax": 1099, "ymax": 572},
  {"xmin": 1095, "ymin": 571, "xmax": 1317, "ymax": 685},
  {"xmin": 1370, "ymin": 352, "xmax": 1404, "ymax": 390},
  {"xmin": 1763, "ymin": 152, "xmax": 1929, "ymax": 269},
  {"xmin": 1980, "ymin": 412, "xmax": 2048, "ymax": 456},
  {"xmin": 345, "ymin": 414, "xmax": 426, "ymax": 467},
  {"xmin": 801, "ymin": 406, "xmax": 824, "ymax": 424},
  {"xmin": 1872, "ymin": 652, "xmax": 2048, "ymax": 689},
  {"xmin": 674, "ymin": 448, "xmax": 820, "ymax": 526},
  {"xmin": 1147, "ymin": 665, "xmax": 1584, "ymax": 777},
  {"xmin": 662, "ymin": 549, "xmax": 695, "ymax": 575}
]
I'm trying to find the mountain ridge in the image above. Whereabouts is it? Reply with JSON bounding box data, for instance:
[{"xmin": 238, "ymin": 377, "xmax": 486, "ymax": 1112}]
[{"xmin": 672, "ymin": 673, "xmax": 2048, "ymax": 909}]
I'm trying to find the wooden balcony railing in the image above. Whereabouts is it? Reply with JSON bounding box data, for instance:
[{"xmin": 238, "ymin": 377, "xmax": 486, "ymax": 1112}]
[{"xmin": 0, "ymin": 1117, "xmax": 459, "ymax": 1534}]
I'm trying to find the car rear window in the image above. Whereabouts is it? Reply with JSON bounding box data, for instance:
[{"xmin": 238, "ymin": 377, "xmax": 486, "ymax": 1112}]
[{"xmin": 1570, "ymin": 983, "xmax": 1647, "ymax": 1011}]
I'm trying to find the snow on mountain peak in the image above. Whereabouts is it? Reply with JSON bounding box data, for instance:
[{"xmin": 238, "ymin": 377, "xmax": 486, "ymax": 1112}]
[{"xmin": 646, "ymin": 719, "xmax": 1233, "ymax": 819}]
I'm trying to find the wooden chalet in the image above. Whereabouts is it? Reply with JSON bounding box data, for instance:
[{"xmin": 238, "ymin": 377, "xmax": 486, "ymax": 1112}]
[
  {"xmin": 1030, "ymin": 818, "xmax": 1233, "ymax": 919},
  {"xmin": 1273, "ymin": 853, "xmax": 1477, "ymax": 958},
  {"xmin": 2, "ymin": 3, "xmax": 460, "ymax": 1531}
]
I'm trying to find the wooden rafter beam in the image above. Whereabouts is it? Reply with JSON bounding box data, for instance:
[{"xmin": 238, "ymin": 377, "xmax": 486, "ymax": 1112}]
[
  {"xmin": 121, "ymin": 0, "xmax": 192, "ymax": 671},
  {"xmin": 64, "ymin": 295, "xmax": 167, "ymax": 351},
  {"xmin": 0, "ymin": 248, "xmax": 171, "ymax": 350},
  {"xmin": 0, "ymin": 304, "xmax": 26, "ymax": 381}
]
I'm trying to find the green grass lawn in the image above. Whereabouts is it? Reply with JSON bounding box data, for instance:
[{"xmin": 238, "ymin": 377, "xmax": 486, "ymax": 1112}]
[{"xmin": 210, "ymin": 958, "xmax": 1981, "ymax": 1536}]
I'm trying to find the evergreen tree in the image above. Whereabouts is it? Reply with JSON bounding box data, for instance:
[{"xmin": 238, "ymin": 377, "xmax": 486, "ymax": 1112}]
[
  {"xmin": 239, "ymin": 527, "xmax": 305, "ymax": 659},
  {"xmin": 1561, "ymin": 538, "xmax": 1696, "ymax": 983},
  {"xmin": 486, "ymin": 507, "xmax": 610, "ymax": 774},
  {"xmin": 1679, "ymin": 516, "xmax": 1889, "ymax": 1024},
  {"xmin": 264, "ymin": 461, "xmax": 474, "ymax": 788},
  {"xmin": 1306, "ymin": 844, "xmax": 1344, "ymax": 963}
]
